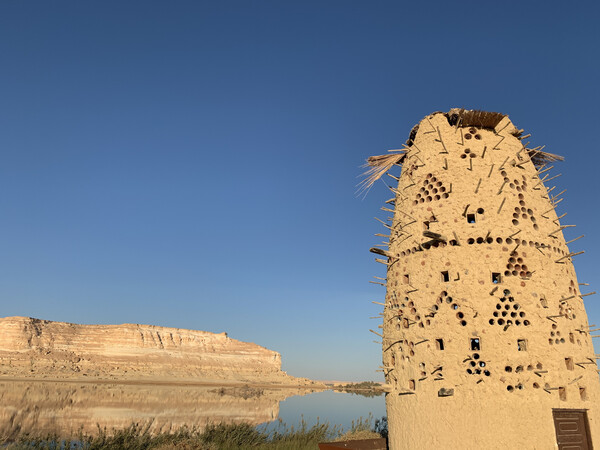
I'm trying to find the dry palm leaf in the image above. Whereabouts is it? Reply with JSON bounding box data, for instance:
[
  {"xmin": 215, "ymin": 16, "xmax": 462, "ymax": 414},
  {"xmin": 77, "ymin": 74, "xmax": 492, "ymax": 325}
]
[{"xmin": 357, "ymin": 151, "xmax": 405, "ymax": 196}]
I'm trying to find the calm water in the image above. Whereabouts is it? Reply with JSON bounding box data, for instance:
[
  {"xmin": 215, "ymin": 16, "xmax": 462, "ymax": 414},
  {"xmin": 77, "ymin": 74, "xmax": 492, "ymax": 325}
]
[
  {"xmin": 276, "ymin": 390, "xmax": 385, "ymax": 430},
  {"xmin": 0, "ymin": 380, "xmax": 385, "ymax": 439}
]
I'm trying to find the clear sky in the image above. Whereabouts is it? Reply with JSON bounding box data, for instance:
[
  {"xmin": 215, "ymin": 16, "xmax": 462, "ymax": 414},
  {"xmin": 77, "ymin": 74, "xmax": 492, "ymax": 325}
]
[{"xmin": 1, "ymin": 1, "xmax": 599, "ymax": 381}]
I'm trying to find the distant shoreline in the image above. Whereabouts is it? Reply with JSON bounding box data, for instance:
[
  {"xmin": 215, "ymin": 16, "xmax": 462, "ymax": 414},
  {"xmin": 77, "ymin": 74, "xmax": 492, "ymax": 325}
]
[{"xmin": 0, "ymin": 375, "xmax": 328, "ymax": 390}]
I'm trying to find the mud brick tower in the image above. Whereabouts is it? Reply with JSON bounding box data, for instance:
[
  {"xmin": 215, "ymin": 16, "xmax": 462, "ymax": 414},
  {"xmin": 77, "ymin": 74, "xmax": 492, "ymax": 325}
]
[{"xmin": 365, "ymin": 109, "xmax": 600, "ymax": 449}]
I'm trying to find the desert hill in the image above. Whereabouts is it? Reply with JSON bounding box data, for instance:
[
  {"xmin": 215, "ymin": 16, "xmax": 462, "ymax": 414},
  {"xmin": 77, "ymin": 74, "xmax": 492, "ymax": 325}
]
[{"xmin": 0, "ymin": 316, "xmax": 316, "ymax": 386}]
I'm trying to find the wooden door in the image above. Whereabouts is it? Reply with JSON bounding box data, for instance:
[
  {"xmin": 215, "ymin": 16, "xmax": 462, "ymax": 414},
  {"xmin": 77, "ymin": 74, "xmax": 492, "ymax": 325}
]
[{"xmin": 553, "ymin": 409, "xmax": 592, "ymax": 450}]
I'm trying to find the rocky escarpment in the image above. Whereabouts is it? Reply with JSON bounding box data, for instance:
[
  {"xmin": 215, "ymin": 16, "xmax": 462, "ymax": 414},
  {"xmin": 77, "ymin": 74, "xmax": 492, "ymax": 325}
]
[{"xmin": 0, "ymin": 316, "xmax": 313, "ymax": 385}]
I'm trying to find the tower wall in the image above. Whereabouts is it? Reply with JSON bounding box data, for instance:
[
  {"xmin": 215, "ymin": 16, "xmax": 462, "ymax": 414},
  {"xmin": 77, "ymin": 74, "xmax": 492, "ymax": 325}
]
[{"xmin": 375, "ymin": 111, "xmax": 600, "ymax": 449}]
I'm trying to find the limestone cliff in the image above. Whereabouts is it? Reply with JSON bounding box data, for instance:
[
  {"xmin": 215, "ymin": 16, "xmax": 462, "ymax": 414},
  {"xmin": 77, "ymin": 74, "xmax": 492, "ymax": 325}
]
[{"xmin": 0, "ymin": 316, "xmax": 310, "ymax": 385}]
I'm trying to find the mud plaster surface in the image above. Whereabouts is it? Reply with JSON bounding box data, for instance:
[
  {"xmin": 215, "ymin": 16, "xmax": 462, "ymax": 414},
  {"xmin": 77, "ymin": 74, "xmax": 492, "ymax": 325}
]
[{"xmin": 376, "ymin": 112, "xmax": 600, "ymax": 449}]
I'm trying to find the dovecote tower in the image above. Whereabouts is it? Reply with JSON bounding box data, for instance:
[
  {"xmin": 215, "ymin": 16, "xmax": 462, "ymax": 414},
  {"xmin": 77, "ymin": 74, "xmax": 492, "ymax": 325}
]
[{"xmin": 366, "ymin": 110, "xmax": 600, "ymax": 449}]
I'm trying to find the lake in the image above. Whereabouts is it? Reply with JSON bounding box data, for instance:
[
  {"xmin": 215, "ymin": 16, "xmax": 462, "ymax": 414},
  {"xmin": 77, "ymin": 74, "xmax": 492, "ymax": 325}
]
[{"xmin": 0, "ymin": 380, "xmax": 386, "ymax": 440}]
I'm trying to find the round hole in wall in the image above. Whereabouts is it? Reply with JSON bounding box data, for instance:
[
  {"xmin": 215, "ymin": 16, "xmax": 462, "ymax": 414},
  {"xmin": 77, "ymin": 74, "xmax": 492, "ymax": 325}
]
[
  {"xmin": 419, "ymin": 198, "xmax": 425, "ymax": 203},
  {"xmin": 467, "ymin": 368, "xmax": 473, "ymax": 374},
  {"xmin": 505, "ymin": 304, "xmax": 511, "ymax": 310},
  {"xmin": 428, "ymin": 184, "xmax": 434, "ymax": 190},
  {"xmin": 436, "ymin": 181, "xmax": 442, "ymax": 187},
  {"xmin": 504, "ymin": 270, "xmax": 511, "ymax": 276},
  {"xmin": 479, "ymin": 361, "xmax": 486, "ymax": 368},
  {"xmin": 533, "ymin": 383, "xmax": 539, "ymax": 389},
  {"xmin": 516, "ymin": 186, "xmax": 522, "ymax": 192},
  {"xmin": 515, "ymin": 320, "xmax": 521, "ymax": 326},
  {"xmin": 493, "ymin": 311, "xmax": 499, "ymax": 317},
  {"xmin": 514, "ymin": 264, "xmax": 521, "ymax": 271},
  {"xmin": 506, "ymin": 238, "xmax": 513, "ymax": 245},
  {"xmin": 496, "ymin": 303, "xmax": 502, "ymax": 310},
  {"xmin": 511, "ymin": 312, "xmax": 517, "ymax": 318},
  {"xmin": 496, "ymin": 237, "xmax": 503, "ymax": 244},
  {"xmin": 549, "ymin": 339, "xmax": 553, "ymax": 345},
  {"xmin": 505, "ymin": 366, "xmax": 512, "ymax": 372},
  {"xmin": 498, "ymin": 319, "xmax": 505, "ymax": 325},
  {"xmin": 533, "ymin": 224, "xmax": 539, "ymax": 230},
  {"xmin": 560, "ymin": 338, "xmax": 565, "ymax": 343},
  {"xmin": 461, "ymin": 154, "xmax": 467, "ymax": 159},
  {"xmin": 501, "ymin": 311, "xmax": 507, "ymax": 317},
  {"xmin": 515, "ymin": 366, "xmax": 523, "ymax": 373},
  {"xmin": 470, "ymin": 361, "xmax": 476, "ymax": 367},
  {"xmin": 552, "ymin": 324, "xmax": 557, "ymax": 329},
  {"xmin": 442, "ymin": 193, "xmax": 449, "ymax": 199},
  {"xmin": 555, "ymin": 339, "xmax": 560, "ymax": 344},
  {"xmin": 484, "ymin": 370, "xmax": 490, "ymax": 376},
  {"xmin": 519, "ymin": 311, "xmax": 525, "ymax": 318},
  {"xmin": 457, "ymin": 312, "xmax": 464, "ymax": 319},
  {"xmin": 517, "ymin": 384, "xmax": 523, "ymax": 390},
  {"xmin": 509, "ymin": 183, "xmax": 515, "ymax": 189},
  {"xmin": 522, "ymin": 214, "xmax": 528, "ymax": 220},
  {"xmin": 536, "ymin": 363, "xmax": 543, "ymax": 370},
  {"xmin": 451, "ymin": 303, "xmax": 458, "ymax": 310},
  {"xmin": 477, "ymin": 237, "xmax": 484, "ymax": 244},
  {"xmin": 434, "ymin": 195, "xmax": 441, "ymax": 200},
  {"xmin": 512, "ymin": 219, "xmax": 519, "ymax": 226},
  {"xmin": 426, "ymin": 196, "xmax": 432, "ymax": 202},
  {"xmin": 467, "ymin": 238, "xmax": 475, "ymax": 244},
  {"xmin": 519, "ymin": 200, "xmax": 526, "ymax": 207},
  {"xmin": 507, "ymin": 385, "xmax": 514, "ymax": 392},
  {"xmin": 489, "ymin": 319, "xmax": 494, "ymax": 325},
  {"xmin": 460, "ymin": 320, "xmax": 467, "ymax": 326}
]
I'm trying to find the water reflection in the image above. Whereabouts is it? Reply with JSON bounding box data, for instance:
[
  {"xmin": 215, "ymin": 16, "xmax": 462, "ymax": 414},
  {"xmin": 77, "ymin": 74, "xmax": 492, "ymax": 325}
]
[{"xmin": 0, "ymin": 380, "xmax": 313, "ymax": 440}]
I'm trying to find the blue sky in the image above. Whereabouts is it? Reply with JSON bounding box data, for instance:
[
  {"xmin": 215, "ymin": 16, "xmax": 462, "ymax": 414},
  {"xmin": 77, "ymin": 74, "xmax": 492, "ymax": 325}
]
[{"xmin": 0, "ymin": 1, "xmax": 599, "ymax": 381}]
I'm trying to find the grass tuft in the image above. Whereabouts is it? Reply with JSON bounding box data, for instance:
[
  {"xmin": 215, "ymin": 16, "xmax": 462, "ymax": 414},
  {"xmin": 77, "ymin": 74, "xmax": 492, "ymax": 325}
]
[{"xmin": 2, "ymin": 416, "xmax": 387, "ymax": 450}]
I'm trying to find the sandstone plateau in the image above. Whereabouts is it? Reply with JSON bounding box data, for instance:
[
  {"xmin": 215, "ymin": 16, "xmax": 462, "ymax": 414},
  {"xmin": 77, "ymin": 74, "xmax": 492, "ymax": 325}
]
[{"xmin": 0, "ymin": 316, "xmax": 315, "ymax": 386}]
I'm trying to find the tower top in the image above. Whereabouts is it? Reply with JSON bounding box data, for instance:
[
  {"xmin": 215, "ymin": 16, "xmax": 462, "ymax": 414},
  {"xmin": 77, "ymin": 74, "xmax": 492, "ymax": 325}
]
[{"xmin": 360, "ymin": 109, "xmax": 563, "ymax": 194}]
